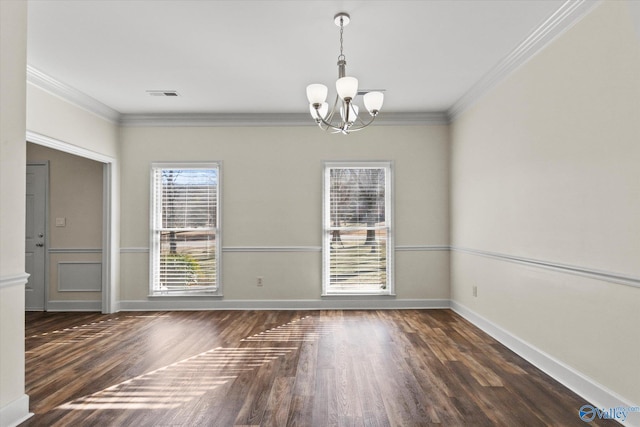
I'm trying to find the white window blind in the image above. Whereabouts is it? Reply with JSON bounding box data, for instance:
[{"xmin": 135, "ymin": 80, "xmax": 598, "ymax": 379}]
[
  {"xmin": 323, "ymin": 162, "xmax": 393, "ymax": 295},
  {"xmin": 150, "ymin": 163, "xmax": 220, "ymax": 295}
]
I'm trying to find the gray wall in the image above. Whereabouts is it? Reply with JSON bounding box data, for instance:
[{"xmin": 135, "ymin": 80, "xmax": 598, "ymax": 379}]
[
  {"xmin": 119, "ymin": 125, "xmax": 450, "ymax": 308},
  {"xmin": 450, "ymin": 1, "xmax": 640, "ymax": 406}
]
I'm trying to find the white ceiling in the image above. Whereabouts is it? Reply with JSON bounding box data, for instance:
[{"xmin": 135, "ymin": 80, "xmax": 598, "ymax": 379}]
[{"xmin": 27, "ymin": 0, "xmax": 569, "ymax": 116}]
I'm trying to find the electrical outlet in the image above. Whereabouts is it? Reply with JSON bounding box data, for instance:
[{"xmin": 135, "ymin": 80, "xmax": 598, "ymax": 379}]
[
  {"xmin": 472, "ymin": 285, "xmax": 478, "ymax": 297},
  {"xmin": 257, "ymin": 276, "xmax": 263, "ymax": 287}
]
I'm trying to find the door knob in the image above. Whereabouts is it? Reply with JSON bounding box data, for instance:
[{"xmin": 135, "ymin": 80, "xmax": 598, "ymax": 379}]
[{"xmin": 36, "ymin": 243, "xmax": 44, "ymax": 247}]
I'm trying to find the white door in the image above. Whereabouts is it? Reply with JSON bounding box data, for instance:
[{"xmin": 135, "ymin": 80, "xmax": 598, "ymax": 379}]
[{"xmin": 25, "ymin": 163, "xmax": 48, "ymax": 311}]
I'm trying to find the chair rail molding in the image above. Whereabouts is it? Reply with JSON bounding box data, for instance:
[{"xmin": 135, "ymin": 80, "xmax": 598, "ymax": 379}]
[
  {"xmin": 0, "ymin": 272, "xmax": 30, "ymax": 290},
  {"xmin": 451, "ymin": 246, "xmax": 640, "ymax": 289}
]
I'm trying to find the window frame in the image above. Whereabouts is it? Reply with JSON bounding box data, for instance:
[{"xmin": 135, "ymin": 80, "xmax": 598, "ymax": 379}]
[
  {"xmin": 149, "ymin": 161, "xmax": 222, "ymax": 297},
  {"xmin": 322, "ymin": 161, "xmax": 394, "ymax": 296}
]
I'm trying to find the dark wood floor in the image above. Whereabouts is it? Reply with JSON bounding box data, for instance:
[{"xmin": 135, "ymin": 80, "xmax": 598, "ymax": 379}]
[{"xmin": 21, "ymin": 309, "xmax": 617, "ymax": 427}]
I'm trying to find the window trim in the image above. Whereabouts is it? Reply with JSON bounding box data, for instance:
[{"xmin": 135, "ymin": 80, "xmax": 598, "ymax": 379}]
[
  {"xmin": 149, "ymin": 161, "xmax": 222, "ymax": 297},
  {"xmin": 322, "ymin": 161, "xmax": 394, "ymax": 296}
]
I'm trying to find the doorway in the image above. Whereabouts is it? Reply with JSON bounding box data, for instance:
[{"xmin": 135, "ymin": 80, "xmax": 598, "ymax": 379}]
[
  {"xmin": 26, "ymin": 131, "xmax": 116, "ymax": 313},
  {"xmin": 25, "ymin": 163, "xmax": 48, "ymax": 310}
]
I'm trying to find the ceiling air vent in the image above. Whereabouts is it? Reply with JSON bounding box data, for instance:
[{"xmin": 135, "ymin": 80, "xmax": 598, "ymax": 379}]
[{"xmin": 146, "ymin": 90, "xmax": 179, "ymax": 97}]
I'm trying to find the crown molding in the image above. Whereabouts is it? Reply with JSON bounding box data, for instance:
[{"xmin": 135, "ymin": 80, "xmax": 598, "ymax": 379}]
[
  {"xmin": 118, "ymin": 111, "xmax": 449, "ymax": 127},
  {"xmin": 26, "ymin": 66, "xmax": 448, "ymax": 127},
  {"xmin": 120, "ymin": 112, "xmax": 312, "ymax": 127},
  {"xmin": 378, "ymin": 112, "xmax": 450, "ymax": 126},
  {"xmin": 448, "ymin": 0, "xmax": 602, "ymax": 120},
  {"xmin": 27, "ymin": 65, "xmax": 121, "ymax": 123}
]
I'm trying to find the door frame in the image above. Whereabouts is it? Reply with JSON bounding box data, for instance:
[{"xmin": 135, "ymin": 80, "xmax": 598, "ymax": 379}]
[
  {"xmin": 27, "ymin": 131, "xmax": 117, "ymax": 314},
  {"xmin": 26, "ymin": 161, "xmax": 50, "ymax": 311}
]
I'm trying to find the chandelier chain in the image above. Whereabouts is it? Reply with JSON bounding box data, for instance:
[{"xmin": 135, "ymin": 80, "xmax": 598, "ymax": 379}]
[{"xmin": 338, "ymin": 18, "xmax": 345, "ymax": 61}]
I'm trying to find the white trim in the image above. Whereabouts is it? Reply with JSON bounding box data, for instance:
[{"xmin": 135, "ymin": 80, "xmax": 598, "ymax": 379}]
[
  {"xmin": 0, "ymin": 273, "xmax": 30, "ymax": 290},
  {"xmin": 126, "ymin": 245, "xmax": 451, "ymax": 253},
  {"xmin": 377, "ymin": 112, "xmax": 449, "ymax": 126},
  {"xmin": 120, "ymin": 247, "xmax": 150, "ymax": 253},
  {"xmin": 0, "ymin": 394, "xmax": 32, "ymax": 427},
  {"xmin": 395, "ymin": 245, "xmax": 449, "ymax": 252},
  {"xmin": 119, "ymin": 111, "xmax": 449, "ymax": 127},
  {"xmin": 450, "ymin": 301, "xmax": 639, "ymax": 426},
  {"xmin": 45, "ymin": 300, "xmax": 102, "ymax": 312},
  {"xmin": 451, "ymin": 246, "xmax": 640, "ymax": 289},
  {"xmin": 101, "ymin": 163, "xmax": 114, "ymax": 313},
  {"xmin": 26, "ymin": 131, "xmax": 116, "ymax": 164},
  {"xmin": 118, "ymin": 298, "xmax": 450, "ymax": 311},
  {"xmin": 448, "ymin": 0, "xmax": 602, "ymax": 119},
  {"xmin": 125, "ymin": 245, "xmax": 451, "ymax": 253},
  {"xmin": 48, "ymin": 248, "xmax": 102, "ymax": 254},
  {"xmin": 223, "ymin": 246, "xmax": 321, "ymax": 253},
  {"xmin": 27, "ymin": 66, "xmax": 121, "ymax": 123}
]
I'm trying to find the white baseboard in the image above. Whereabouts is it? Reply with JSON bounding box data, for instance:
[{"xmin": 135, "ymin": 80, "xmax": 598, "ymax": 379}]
[
  {"xmin": 0, "ymin": 394, "xmax": 32, "ymax": 427},
  {"xmin": 46, "ymin": 300, "xmax": 102, "ymax": 312},
  {"xmin": 118, "ymin": 298, "xmax": 451, "ymax": 311},
  {"xmin": 450, "ymin": 300, "xmax": 639, "ymax": 427}
]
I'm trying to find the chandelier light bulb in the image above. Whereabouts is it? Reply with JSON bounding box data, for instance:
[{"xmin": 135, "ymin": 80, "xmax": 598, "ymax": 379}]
[
  {"xmin": 336, "ymin": 77, "xmax": 358, "ymax": 101},
  {"xmin": 309, "ymin": 102, "xmax": 329, "ymax": 120},
  {"xmin": 306, "ymin": 84, "xmax": 328, "ymax": 105},
  {"xmin": 364, "ymin": 91, "xmax": 384, "ymax": 115},
  {"xmin": 340, "ymin": 103, "xmax": 359, "ymax": 124}
]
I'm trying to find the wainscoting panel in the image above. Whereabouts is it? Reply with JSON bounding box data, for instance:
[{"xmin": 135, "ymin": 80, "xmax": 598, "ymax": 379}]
[{"xmin": 58, "ymin": 262, "xmax": 102, "ymax": 292}]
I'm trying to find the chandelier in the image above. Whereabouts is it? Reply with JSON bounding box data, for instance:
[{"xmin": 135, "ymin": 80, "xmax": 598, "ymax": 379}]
[{"xmin": 306, "ymin": 13, "xmax": 384, "ymax": 134}]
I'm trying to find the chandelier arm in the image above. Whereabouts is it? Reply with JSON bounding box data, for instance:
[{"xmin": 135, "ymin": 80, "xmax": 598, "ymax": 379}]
[
  {"xmin": 354, "ymin": 110, "xmax": 376, "ymax": 127},
  {"xmin": 344, "ymin": 113, "xmax": 378, "ymax": 132},
  {"xmin": 312, "ymin": 109, "xmax": 345, "ymax": 133},
  {"xmin": 311, "ymin": 95, "xmax": 348, "ymax": 132},
  {"xmin": 313, "ymin": 114, "xmax": 335, "ymax": 132},
  {"xmin": 318, "ymin": 119, "xmax": 346, "ymax": 133},
  {"xmin": 312, "ymin": 111, "xmax": 377, "ymax": 134},
  {"xmin": 326, "ymin": 95, "xmax": 341, "ymax": 124}
]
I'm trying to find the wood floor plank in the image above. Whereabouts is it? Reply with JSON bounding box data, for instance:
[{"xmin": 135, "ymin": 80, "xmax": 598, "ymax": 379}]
[
  {"xmin": 21, "ymin": 310, "xmax": 623, "ymax": 427},
  {"xmin": 261, "ymin": 376, "xmax": 295, "ymax": 427}
]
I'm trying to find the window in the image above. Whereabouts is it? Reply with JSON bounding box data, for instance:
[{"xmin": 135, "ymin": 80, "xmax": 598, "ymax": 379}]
[
  {"xmin": 323, "ymin": 161, "xmax": 393, "ymax": 295},
  {"xmin": 150, "ymin": 163, "xmax": 221, "ymax": 295}
]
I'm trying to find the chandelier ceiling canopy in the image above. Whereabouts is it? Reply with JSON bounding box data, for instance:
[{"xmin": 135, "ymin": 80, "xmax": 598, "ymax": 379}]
[{"xmin": 306, "ymin": 13, "xmax": 385, "ymax": 135}]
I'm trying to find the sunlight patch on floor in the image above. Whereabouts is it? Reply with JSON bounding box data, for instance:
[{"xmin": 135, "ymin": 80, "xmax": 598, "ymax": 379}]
[
  {"xmin": 57, "ymin": 347, "xmax": 296, "ymax": 410},
  {"xmin": 55, "ymin": 315, "xmax": 336, "ymax": 412},
  {"xmin": 241, "ymin": 316, "xmax": 339, "ymax": 342}
]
